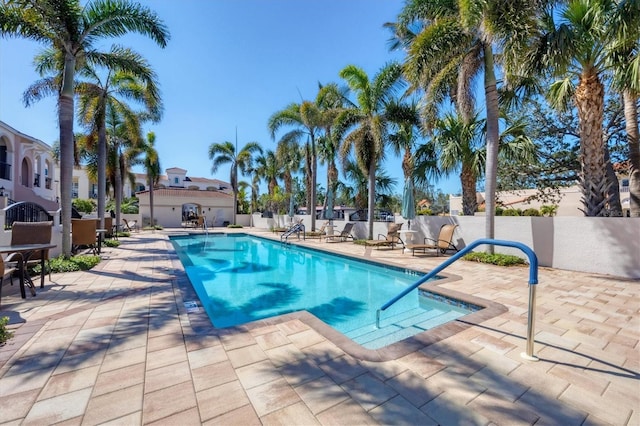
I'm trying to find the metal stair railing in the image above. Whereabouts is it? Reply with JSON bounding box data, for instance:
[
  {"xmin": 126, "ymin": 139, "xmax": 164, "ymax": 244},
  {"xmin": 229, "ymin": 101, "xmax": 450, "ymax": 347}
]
[
  {"xmin": 281, "ymin": 222, "xmax": 305, "ymax": 241},
  {"xmin": 376, "ymin": 238, "xmax": 540, "ymax": 361}
]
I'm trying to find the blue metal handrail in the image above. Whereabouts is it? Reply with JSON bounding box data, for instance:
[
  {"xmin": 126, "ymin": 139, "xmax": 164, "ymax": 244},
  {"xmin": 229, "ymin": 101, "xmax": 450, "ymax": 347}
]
[{"xmin": 376, "ymin": 238, "xmax": 540, "ymax": 360}]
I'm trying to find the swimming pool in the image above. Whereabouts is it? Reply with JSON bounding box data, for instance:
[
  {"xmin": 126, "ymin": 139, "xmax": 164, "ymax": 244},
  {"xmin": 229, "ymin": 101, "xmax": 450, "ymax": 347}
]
[{"xmin": 171, "ymin": 233, "xmax": 478, "ymax": 349}]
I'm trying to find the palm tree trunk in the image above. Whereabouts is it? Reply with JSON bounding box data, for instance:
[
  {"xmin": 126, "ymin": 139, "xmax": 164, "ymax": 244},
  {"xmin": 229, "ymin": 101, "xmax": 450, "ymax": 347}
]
[
  {"xmin": 114, "ymin": 142, "xmax": 123, "ymax": 231},
  {"xmin": 311, "ymin": 137, "xmax": 317, "ymax": 231},
  {"xmin": 604, "ymin": 146, "xmax": 622, "ymax": 216},
  {"xmin": 575, "ymin": 72, "xmax": 607, "ymax": 216},
  {"xmin": 149, "ymin": 178, "xmax": 154, "ymax": 229},
  {"xmin": 483, "ymin": 44, "xmax": 499, "ymax": 253},
  {"xmin": 624, "ymin": 90, "xmax": 640, "ymax": 217},
  {"xmin": 59, "ymin": 54, "xmax": 76, "ymax": 257},
  {"xmin": 97, "ymin": 121, "xmax": 107, "ymax": 229},
  {"xmin": 460, "ymin": 166, "xmax": 478, "ymax": 216},
  {"xmin": 367, "ymin": 167, "xmax": 376, "ymax": 240}
]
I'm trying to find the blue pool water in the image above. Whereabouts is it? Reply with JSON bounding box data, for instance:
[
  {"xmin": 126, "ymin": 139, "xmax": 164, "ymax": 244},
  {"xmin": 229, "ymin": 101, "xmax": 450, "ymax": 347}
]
[{"xmin": 171, "ymin": 233, "xmax": 476, "ymax": 349}]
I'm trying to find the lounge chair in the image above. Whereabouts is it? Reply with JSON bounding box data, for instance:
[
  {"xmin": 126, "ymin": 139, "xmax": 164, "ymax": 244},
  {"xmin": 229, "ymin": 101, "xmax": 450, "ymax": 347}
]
[
  {"xmin": 405, "ymin": 224, "xmax": 459, "ymax": 256},
  {"xmin": 123, "ymin": 218, "xmax": 139, "ymax": 232},
  {"xmin": 72, "ymin": 219, "xmax": 98, "ymax": 255},
  {"xmin": 363, "ymin": 222, "xmax": 404, "ymax": 249},
  {"xmin": 326, "ymin": 222, "xmax": 355, "ymax": 242},
  {"xmin": 305, "ymin": 222, "xmax": 328, "ymax": 239},
  {"xmin": 5, "ymin": 221, "xmax": 53, "ymax": 283}
]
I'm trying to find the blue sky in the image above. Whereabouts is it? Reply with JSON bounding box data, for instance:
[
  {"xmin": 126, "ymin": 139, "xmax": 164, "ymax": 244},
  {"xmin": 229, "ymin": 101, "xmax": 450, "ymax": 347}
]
[{"xmin": 0, "ymin": 0, "xmax": 460, "ymax": 197}]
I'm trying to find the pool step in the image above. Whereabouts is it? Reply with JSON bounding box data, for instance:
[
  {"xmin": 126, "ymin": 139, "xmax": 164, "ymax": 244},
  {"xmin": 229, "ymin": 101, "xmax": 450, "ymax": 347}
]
[{"xmin": 346, "ymin": 308, "xmax": 465, "ymax": 350}]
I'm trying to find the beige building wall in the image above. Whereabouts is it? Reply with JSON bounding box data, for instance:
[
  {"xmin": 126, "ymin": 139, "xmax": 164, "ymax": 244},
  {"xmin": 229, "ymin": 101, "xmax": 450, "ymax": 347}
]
[
  {"xmin": 449, "ymin": 185, "xmax": 630, "ymax": 217},
  {"xmin": 137, "ymin": 188, "xmax": 234, "ymax": 228}
]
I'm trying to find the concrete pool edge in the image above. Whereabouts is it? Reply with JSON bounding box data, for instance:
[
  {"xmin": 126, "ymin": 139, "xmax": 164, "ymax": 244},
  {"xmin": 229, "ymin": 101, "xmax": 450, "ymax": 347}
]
[{"xmin": 166, "ymin": 232, "xmax": 509, "ymax": 362}]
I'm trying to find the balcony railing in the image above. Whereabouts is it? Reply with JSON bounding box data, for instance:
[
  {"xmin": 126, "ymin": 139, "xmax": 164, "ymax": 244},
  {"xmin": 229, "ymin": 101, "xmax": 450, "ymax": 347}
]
[
  {"xmin": 45, "ymin": 177, "xmax": 52, "ymax": 189},
  {"xmin": 34, "ymin": 173, "xmax": 40, "ymax": 187}
]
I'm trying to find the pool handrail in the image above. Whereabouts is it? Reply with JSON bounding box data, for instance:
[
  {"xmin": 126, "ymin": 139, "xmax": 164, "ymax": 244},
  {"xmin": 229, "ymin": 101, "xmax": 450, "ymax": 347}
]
[
  {"xmin": 281, "ymin": 222, "xmax": 305, "ymax": 241},
  {"xmin": 376, "ymin": 238, "xmax": 539, "ymax": 360}
]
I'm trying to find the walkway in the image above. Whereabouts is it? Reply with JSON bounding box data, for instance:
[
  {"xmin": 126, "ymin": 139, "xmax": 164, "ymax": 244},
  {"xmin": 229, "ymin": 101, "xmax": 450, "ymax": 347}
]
[{"xmin": 0, "ymin": 230, "xmax": 638, "ymax": 425}]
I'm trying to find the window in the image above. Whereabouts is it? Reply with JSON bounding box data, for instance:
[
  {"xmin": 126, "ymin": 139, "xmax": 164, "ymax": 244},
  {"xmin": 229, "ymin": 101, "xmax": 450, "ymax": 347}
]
[
  {"xmin": 72, "ymin": 181, "xmax": 79, "ymax": 198},
  {"xmin": 174, "ymin": 177, "xmax": 179, "ymax": 184}
]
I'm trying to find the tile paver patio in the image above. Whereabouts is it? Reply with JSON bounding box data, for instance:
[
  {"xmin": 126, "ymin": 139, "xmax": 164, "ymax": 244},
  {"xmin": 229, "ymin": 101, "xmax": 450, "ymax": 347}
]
[{"xmin": 0, "ymin": 229, "xmax": 638, "ymax": 425}]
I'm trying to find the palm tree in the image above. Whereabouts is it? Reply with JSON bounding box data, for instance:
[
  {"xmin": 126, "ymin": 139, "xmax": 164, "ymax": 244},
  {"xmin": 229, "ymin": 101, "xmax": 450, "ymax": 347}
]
[
  {"xmin": 275, "ymin": 137, "xmax": 303, "ymax": 212},
  {"xmin": 340, "ymin": 158, "xmax": 397, "ymax": 211},
  {"xmin": 106, "ymin": 107, "xmax": 145, "ymax": 230},
  {"xmin": 253, "ymin": 150, "xmax": 282, "ymax": 214},
  {"xmin": 608, "ymin": 0, "xmax": 640, "ymax": 216},
  {"xmin": 268, "ymin": 100, "xmax": 324, "ymax": 231},
  {"xmin": 423, "ymin": 112, "xmax": 536, "ymax": 215},
  {"xmin": 521, "ymin": 0, "xmax": 626, "ymax": 216},
  {"xmin": 316, "ymin": 82, "xmax": 348, "ymax": 215},
  {"xmin": 337, "ymin": 63, "xmax": 404, "ymax": 239},
  {"xmin": 398, "ymin": 0, "xmax": 541, "ymax": 249},
  {"xmin": 0, "ymin": 0, "xmax": 169, "ymax": 256},
  {"xmin": 138, "ymin": 132, "xmax": 160, "ymax": 229},
  {"xmin": 208, "ymin": 140, "xmax": 262, "ymax": 225},
  {"xmin": 75, "ymin": 47, "xmax": 162, "ymax": 228}
]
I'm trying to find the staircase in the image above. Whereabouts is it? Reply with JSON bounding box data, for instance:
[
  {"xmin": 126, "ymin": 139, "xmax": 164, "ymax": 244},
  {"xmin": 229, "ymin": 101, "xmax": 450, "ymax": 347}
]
[{"xmin": 345, "ymin": 307, "xmax": 465, "ymax": 350}]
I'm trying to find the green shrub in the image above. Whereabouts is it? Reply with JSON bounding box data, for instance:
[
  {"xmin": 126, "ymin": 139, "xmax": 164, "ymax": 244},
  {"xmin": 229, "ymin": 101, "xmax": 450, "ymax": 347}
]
[
  {"xmin": 103, "ymin": 239, "xmax": 120, "ymax": 248},
  {"xmin": 0, "ymin": 316, "xmax": 14, "ymax": 345},
  {"xmin": 227, "ymin": 224, "xmax": 243, "ymax": 228},
  {"xmin": 522, "ymin": 208, "xmax": 541, "ymax": 216},
  {"xmin": 353, "ymin": 239, "xmax": 368, "ymax": 246},
  {"xmin": 31, "ymin": 255, "xmax": 101, "ymax": 274},
  {"xmin": 540, "ymin": 205, "xmax": 558, "ymax": 217},
  {"xmin": 495, "ymin": 207, "xmax": 504, "ymax": 216},
  {"xmin": 72, "ymin": 198, "xmax": 94, "ymax": 214},
  {"xmin": 502, "ymin": 209, "xmax": 520, "ymax": 216},
  {"xmin": 115, "ymin": 231, "xmax": 130, "ymax": 238},
  {"xmin": 416, "ymin": 208, "xmax": 433, "ymax": 216},
  {"xmin": 106, "ymin": 197, "xmax": 139, "ymax": 214},
  {"xmin": 463, "ymin": 252, "xmax": 527, "ymax": 266},
  {"xmin": 143, "ymin": 225, "xmax": 164, "ymax": 230}
]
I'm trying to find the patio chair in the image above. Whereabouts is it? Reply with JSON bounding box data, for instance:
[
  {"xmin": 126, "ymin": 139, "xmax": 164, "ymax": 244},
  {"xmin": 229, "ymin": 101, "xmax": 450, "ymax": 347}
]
[
  {"xmin": 0, "ymin": 254, "xmax": 19, "ymax": 306},
  {"xmin": 123, "ymin": 218, "xmax": 139, "ymax": 232},
  {"xmin": 363, "ymin": 222, "xmax": 404, "ymax": 249},
  {"xmin": 5, "ymin": 221, "xmax": 53, "ymax": 283},
  {"xmin": 304, "ymin": 221, "xmax": 328, "ymax": 239},
  {"xmin": 327, "ymin": 222, "xmax": 355, "ymax": 242},
  {"xmin": 72, "ymin": 219, "xmax": 98, "ymax": 255},
  {"xmin": 405, "ymin": 224, "xmax": 459, "ymax": 256}
]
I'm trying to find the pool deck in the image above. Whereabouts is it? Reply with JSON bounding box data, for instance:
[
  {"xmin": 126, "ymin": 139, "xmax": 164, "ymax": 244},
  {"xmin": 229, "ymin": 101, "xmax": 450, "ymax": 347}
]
[{"xmin": 0, "ymin": 229, "xmax": 638, "ymax": 425}]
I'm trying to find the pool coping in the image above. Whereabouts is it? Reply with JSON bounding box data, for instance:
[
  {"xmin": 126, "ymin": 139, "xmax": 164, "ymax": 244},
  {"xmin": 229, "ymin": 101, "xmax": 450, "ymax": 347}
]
[{"xmin": 168, "ymin": 231, "xmax": 508, "ymax": 362}]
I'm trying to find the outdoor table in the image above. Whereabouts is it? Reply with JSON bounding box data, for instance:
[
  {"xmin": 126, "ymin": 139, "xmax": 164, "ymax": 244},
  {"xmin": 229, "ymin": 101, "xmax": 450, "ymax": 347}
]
[{"xmin": 0, "ymin": 243, "xmax": 56, "ymax": 299}]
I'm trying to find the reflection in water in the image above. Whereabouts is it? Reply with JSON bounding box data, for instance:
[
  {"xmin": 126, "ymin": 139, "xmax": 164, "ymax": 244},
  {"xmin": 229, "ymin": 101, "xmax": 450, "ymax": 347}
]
[{"xmin": 308, "ymin": 297, "xmax": 367, "ymax": 325}]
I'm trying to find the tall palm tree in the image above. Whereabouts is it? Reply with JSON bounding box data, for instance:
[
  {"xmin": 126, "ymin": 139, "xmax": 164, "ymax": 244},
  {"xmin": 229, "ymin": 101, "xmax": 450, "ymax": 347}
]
[
  {"xmin": 253, "ymin": 150, "xmax": 281, "ymax": 214},
  {"xmin": 208, "ymin": 140, "xmax": 262, "ymax": 225},
  {"xmin": 0, "ymin": 0, "xmax": 169, "ymax": 256},
  {"xmin": 337, "ymin": 63, "xmax": 404, "ymax": 239},
  {"xmin": 268, "ymin": 100, "xmax": 324, "ymax": 230},
  {"xmin": 106, "ymin": 107, "xmax": 145, "ymax": 230},
  {"xmin": 137, "ymin": 131, "xmax": 160, "ymax": 229},
  {"xmin": 399, "ymin": 0, "xmax": 540, "ymax": 249},
  {"xmin": 608, "ymin": 0, "xmax": 640, "ymax": 216},
  {"xmin": 275, "ymin": 137, "xmax": 303, "ymax": 212},
  {"xmin": 75, "ymin": 48, "xmax": 162, "ymax": 228},
  {"xmin": 522, "ymin": 0, "xmax": 625, "ymax": 216},
  {"xmin": 316, "ymin": 82, "xmax": 348, "ymax": 215}
]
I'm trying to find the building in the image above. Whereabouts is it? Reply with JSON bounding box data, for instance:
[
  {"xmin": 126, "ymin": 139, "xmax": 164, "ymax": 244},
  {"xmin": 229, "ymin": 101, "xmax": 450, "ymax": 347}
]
[
  {"xmin": 450, "ymin": 181, "xmax": 632, "ymax": 217},
  {"xmin": 0, "ymin": 121, "xmax": 58, "ymax": 210},
  {"xmin": 134, "ymin": 167, "xmax": 235, "ymax": 228}
]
